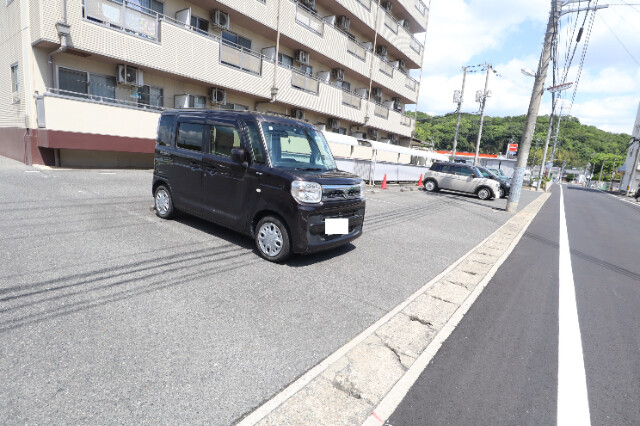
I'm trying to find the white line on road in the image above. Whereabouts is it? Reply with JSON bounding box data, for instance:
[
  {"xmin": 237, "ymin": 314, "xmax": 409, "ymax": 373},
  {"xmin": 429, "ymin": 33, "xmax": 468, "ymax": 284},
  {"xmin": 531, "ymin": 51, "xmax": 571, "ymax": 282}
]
[{"xmin": 558, "ymin": 185, "xmax": 591, "ymax": 426}]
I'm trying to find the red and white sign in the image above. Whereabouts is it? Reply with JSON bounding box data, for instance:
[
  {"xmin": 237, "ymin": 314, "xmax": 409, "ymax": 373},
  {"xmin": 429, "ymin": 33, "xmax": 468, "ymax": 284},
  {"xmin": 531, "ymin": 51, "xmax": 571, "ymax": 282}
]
[{"xmin": 508, "ymin": 143, "xmax": 518, "ymax": 152}]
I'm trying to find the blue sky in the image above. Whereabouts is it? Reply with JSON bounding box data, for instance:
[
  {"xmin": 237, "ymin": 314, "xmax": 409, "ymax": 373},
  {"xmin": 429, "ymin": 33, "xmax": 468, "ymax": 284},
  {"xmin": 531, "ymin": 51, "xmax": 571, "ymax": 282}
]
[{"xmin": 416, "ymin": 0, "xmax": 640, "ymax": 135}]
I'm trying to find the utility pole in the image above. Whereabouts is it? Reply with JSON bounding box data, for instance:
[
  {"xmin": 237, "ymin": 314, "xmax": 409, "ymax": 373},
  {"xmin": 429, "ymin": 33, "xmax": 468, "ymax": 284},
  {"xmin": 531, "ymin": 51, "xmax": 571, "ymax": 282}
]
[
  {"xmin": 549, "ymin": 113, "xmax": 563, "ymax": 163},
  {"xmin": 473, "ymin": 64, "xmax": 492, "ymax": 166},
  {"xmin": 536, "ymin": 94, "xmax": 557, "ymax": 190},
  {"xmin": 451, "ymin": 66, "xmax": 469, "ymax": 162},
  {"xmin": 598, "ymin": 158, "xmax": 606, "ymax": 184},
  {"xmin": 506, "ymin": 0, "xmax": 608, "ymax": 212},
  {"xmin": 625, "ymin": 137, "xmax": 640, "ymax": 196}
]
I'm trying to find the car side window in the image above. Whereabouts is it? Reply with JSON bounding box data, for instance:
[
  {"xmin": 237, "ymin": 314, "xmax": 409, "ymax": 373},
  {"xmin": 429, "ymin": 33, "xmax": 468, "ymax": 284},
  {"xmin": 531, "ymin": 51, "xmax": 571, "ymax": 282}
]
[
  {"xmin": 455, "ymin": 166, "xmax": 473, "ymax": 177},
  {"xmin": 245, "ymin": 121, "xmax": 265, "ymax": 164},
  {"xmin": 157, "ymin": 114, "xmax": 175, "ymax": 147},
  {"xmin": 210, "ymin": 124, "xmax": 241, "ymax": 157},
  {"xmin": 176, "ymin": 122, "xmax": 204, "ymax": 151}
]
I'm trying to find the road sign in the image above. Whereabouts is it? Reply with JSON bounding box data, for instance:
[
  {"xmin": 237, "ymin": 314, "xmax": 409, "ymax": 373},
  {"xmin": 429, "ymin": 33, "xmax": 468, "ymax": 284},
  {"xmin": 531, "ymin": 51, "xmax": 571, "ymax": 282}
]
[{"xmin": 508, "ymin": 143, "xmax": 518, "ymax": 152}]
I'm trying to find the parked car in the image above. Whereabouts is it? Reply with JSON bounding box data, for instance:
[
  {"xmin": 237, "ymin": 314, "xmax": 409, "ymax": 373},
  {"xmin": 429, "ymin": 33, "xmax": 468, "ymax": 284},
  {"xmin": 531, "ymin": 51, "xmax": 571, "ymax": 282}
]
[
  {"xmin": 152, "ymin": 109, "xmax": 366, "ymax": 262},
  {"xmin": 489, "ymin": 168, "xmax": 511, "ymax": 181},
  {"xmin": 423, "ymin": 162, "xmax": 500, "ymax": 200},
  {"xmin": 477, "ymin": 166, "xmax": 510, "ymax": 198}
]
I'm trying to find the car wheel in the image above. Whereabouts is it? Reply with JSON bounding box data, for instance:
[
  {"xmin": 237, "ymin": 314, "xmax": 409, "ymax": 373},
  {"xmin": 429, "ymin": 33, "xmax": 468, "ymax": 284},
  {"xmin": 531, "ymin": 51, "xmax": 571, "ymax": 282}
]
[
  {"xmin": 477, "ymin": 187, "xmax": 492, "ymax": 200},
  {"xmin": 498, "ymin": 187, "xmax": 505, "ymax": 198},
  {"xmin": 255, "ymin": 216, "xmax": 291, "ymax": 262},
  {"xmin": 424, "ymin": 180, "xmax": 438, "ymax": 192},
  {"xmin": 154, "ymin": 185, "xmax": 175, "ymax": 219}
]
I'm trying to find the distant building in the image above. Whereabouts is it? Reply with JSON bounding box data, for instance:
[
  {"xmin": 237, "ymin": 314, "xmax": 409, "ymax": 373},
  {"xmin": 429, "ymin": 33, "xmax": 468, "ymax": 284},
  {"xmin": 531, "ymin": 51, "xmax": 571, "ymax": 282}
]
[{"xmin": 1, "ymin": 0, "xmax": 428, "ymax": 167}]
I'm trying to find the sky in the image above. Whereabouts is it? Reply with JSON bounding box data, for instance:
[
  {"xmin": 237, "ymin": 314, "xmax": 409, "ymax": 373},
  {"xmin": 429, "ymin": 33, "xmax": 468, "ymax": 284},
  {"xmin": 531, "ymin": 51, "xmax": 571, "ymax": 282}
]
[{"xmin": 414, "ymin": 0, "xmax": 640, "ymax": 135}]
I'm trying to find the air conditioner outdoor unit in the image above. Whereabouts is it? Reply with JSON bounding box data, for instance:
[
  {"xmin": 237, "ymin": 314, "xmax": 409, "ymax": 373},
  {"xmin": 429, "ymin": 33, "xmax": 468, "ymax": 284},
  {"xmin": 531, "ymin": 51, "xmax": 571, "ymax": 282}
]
[
  {"xmin": 117, "ymin": 64, "xmax": 143, "ymax": 86},
  {"xmin": 382, "ymin": 1, "xmax": 392, "ymax": 12},
  {"xmin": 351, "ymin": 132, "xmax": 366, "ymax": 139},
  {"xmin": 331, "ymin": 68, "xmax": 345, "ymax": 81},
  {"xmin": 336, "ymin": 16, "xmax": 350, "ymax": 31},
  {"xmin": 398, "ymin": 19, "xmax": 410, "ymax": 31},
  {"xmin": 295, "ymin": 50, "xmax": 310, "ymax": 65},
  {"xmin": 299, "ymin": 0, "xmax": 315, "ymax": 10},
  {"xmin": 398, "ymin": 59, "xmax": 406, "ymax": 71},
  {"xmin": 324, "ymin": 15, "xmax": 336, "ymax": 25},
  {"xmin": 355, "ymin": 88, "xmax": 369, "ymax": 99},
  {"xmin": 392, "ymin": 97, "xmax": 402, "ymax": 111},
  {"xmin": 209, "ymin": 88, "xmax": 227, "ymax": 104},
  {"xmin": 291, "ymin": 108, "xmax": 306, "ymax": 120},
  {"xmin": 368, "ymin": 128, "xmax": 378, "ymax": 140},
  {"xmin": 211, "ymin": 10, "xmax": 230, "ymax": 29},
  {"xmin": 372, "ymin": 87, "xmax": 383, "ymax": 100},
  {"xmin": 328, "ymin": 118, "xmax": 340, "ymax": 129},
  {"xmin": 375, "ymin": 45, "xmax": 388, "ymax": 57},
  {"xmin": 362, "ymin": 41, "xmax": 373, "ymax": 50},
  {"xmin": 262, "ymin": 47, "xmax": 277, "ymax": 61},
  {"xmin": 316, "ymin": 71, "xmax": 331, "ymax": 83}
]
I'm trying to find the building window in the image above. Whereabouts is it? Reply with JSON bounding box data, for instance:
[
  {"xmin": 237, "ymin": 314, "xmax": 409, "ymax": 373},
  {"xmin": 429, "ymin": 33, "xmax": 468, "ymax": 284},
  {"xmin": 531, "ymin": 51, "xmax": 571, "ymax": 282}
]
[
  {"xmin": 278, "ymin": 53, "xmax": 293, "ymax": 68},
  {"xmin": 333, "ymin": 128, "xmax": 347, "ymax": 135},
  {"xmin": 137, "ymin": 85, "xmax": 163, "ymax": 107},
  {"xmin": 338, "ymin": 81, "xmax": 351, "ymax": 92},
  {"xmin": 190, "ymin": 95, "xmax": 206, "ymax": 108},
  {"xmin": 10, "ymin": 63, "xmax": 19, "ymax": 103},
  {"xmin": 58, "ymin": 67, "xmax": 116, "ymax": 101},
  {"xmin": 222, "ymin": 30, "xmax": 251, "ymax": 50},
  {"xmin": 190, "ymin": 15, "xmax": 209, "ymax": 34},
  {"xmin": 300, "ymin": 64, "xmax": 312, "ymax": 75},
  {"xmin": 127, "ymin": 0, "xmax": 164, "ymax": 15}
]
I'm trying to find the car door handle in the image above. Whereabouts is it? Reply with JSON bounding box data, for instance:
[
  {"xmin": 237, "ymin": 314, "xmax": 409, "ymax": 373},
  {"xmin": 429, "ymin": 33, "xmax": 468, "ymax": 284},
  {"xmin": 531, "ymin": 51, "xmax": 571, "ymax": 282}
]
[
  {"xmin": 205, "ymin": 165, "xmax": 217, "ymax": 174},
  {"xmin": 255, "ymin": 171, "xmax": 264, "ymax": 176},
  {"xmin": 189, "ymin": 161, "xmax": 201, "ymax": 171}
]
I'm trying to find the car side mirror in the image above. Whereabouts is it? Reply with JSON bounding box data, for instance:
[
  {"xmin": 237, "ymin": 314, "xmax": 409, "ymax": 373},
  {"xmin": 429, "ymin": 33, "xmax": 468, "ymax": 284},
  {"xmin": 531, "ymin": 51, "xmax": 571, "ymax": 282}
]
[{"xmin": 231, "ymin": 147, "xmax": 247, "ymax": 164}]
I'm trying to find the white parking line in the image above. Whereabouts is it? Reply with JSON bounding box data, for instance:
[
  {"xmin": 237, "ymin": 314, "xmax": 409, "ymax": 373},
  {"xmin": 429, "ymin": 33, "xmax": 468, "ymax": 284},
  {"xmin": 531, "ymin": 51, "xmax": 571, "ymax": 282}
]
[{"xmin": 557, "ymin": 185, "xmax": 591, "ymax": 425}]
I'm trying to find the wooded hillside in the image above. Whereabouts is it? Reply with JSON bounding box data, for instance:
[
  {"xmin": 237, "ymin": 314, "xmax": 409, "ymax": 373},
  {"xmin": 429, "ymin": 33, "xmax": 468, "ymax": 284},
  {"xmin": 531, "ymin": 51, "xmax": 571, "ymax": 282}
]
[{"xmin": 412, "ymin": 112, "xmax": 631, "ymax": 168}]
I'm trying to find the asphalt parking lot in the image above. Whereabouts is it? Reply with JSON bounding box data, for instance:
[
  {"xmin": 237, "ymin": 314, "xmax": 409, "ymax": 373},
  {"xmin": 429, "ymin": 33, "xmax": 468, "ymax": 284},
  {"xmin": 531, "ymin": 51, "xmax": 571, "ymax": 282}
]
[{"xmin": 0, "ymin": 157, "xmax": 539, "ymax": 424}]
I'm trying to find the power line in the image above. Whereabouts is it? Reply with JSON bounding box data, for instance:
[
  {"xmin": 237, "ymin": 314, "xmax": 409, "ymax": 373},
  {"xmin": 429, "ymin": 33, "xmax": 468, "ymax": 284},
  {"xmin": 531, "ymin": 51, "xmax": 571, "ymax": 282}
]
[{"xmin": 597, "ymin": 14, "xmax": 640, "ymax": 66}]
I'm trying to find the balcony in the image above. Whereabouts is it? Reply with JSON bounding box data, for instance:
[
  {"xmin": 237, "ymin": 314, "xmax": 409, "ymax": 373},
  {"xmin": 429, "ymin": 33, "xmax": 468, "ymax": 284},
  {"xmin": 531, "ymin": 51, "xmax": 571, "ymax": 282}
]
[
  {"xmin": 342, "ymin": 90, "xmax": 362, "ymax": 109},
  {"xmin": 291, "ymin": 69, "xmax": 320, "ymax": 94},
  {"xmin": 84, "ymin": 0, "xmax": 160, "ymax": 40},
  {"xmin": 401, "ymin": 114, "xmax": 413, "ymax": 127},
  {"xmin": 220, "ymin": 42, "xmax": 263, "ymax": 75},
  {"xmin": 379, "ymin": 57, "xmax": 394, "ymax": 78},
  {"xmin": 346, "ymin": 37, "xmax": 367, "ymax": 62},
  {"xmin": 374, "ymin": 102, "xmax": 389, "ymax": 119},
  {"xmin": 295, "ymin": 3, "xmax": 324, "ymax": 35},
  {"xmin": 405, "ymin": 74, "xmax": 418, "ymax": 92}
]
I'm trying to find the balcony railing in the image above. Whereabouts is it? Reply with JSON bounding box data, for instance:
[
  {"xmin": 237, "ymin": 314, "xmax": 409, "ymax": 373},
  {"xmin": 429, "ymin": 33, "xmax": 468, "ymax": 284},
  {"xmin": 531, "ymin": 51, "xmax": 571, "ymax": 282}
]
[
  {"xmin": 415, "ymin": 0, "xmax": 427, "ymax": 16},
  {"xmin": 295, "ymin": 3, "xmax": 324, "ymax": 36},
  {"xmin": 220, "ymin": 42, "xmax": 263, "ymax": 75},
  {"xmin": 46, "ymin": 87, "xmax": 165, "ymax": 111},
  {"xmin": 379, "ymin": 56, "xmax": 394, "ymax": 77},
  {"xmin": 84, "ymin": 0, "xmax": 159, "ymax": 40},
  {"xmin": 346, "ymin": 37, "xmax": 367, "ymax": 61},
  {"xmin": 384, "ymin": 12, "xmax": 398, "ymax": 34},
  {"xmin": 356, "ymin": 0, "xmax": 372, "ymax": 10},
  {"xmin": 342, "ymin": 90, "xmax": 362, "ymax": 109},
  {"xmin": 401, "ymin": 114, "xmax": 413, "ymax": 127},
  {"xmin": 374, "ymin": 102, "xmax": 389, "ymax": 119},
  {"xmin": 291, "ymin": 69, "xmax": 320, "ymax": 94},
  {"xmin": 405, "ymin": 75, "xmax": 417, "ymax": 91}
]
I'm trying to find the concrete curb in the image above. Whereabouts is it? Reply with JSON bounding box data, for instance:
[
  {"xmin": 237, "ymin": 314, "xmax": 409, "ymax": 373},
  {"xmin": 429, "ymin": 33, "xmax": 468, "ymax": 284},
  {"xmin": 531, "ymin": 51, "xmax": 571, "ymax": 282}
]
[{"xmin": 237, "ymin": 193, "xmax": 552, "ymax": 426}]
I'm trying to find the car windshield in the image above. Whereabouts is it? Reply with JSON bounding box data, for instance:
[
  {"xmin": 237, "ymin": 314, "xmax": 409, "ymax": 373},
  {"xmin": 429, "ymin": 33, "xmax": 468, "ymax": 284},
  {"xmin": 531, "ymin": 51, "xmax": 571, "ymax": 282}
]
[
  {"xmin": 259, "ymin": 122, "xmax": 337, "ymax": 171},
  {"xmin": 477, "ymin": 168, "xmax": 494, "ymax": 178},
  {"xmin": 490, "ymin": 169, "xmax": 506, "ymax": 178}
]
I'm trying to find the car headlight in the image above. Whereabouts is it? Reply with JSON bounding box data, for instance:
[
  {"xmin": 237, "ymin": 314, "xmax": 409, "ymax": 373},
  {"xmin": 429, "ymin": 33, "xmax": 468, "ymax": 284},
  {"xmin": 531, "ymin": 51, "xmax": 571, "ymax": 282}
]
[
  {"xmin": 291, "ymin": 181, "xmax": 322, "ymax": 204},
  {"xmin": 359, "ymin": 181, "xmax": 366, "ymax": 200}
]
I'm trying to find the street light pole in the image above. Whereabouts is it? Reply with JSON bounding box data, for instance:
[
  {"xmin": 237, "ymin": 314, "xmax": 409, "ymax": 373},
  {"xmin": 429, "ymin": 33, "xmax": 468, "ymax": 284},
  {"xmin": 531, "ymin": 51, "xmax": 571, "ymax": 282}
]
[
  {"xmin": 451, "ymin": 66, "xmax": 469, "ymax": 161},
  {"xmin": 473, "ymin": 64, "xmax": 492, "ymax": 166},
  {"xmin": 609, "ymin": 158, "xmax": 617, "ymax": 191},
  {"xmin": 598, "ymin": 158, "xmax": 606, "ymax": 185},
  {"xmin": 536, "ymin": 93, "xmax": 556, "ymax": 190}
]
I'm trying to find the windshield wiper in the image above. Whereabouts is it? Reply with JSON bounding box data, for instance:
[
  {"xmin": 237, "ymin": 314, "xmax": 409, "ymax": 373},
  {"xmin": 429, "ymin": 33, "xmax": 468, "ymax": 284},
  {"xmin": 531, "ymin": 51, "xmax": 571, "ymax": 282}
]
[{"xmin": 295, "ymin": 167, "xmax": 325, "ymax": 171}]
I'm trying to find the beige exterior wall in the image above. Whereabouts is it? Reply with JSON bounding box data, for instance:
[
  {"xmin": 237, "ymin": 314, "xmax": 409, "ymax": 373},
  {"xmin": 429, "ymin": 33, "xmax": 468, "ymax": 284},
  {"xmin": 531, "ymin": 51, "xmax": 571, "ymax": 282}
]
[{"xmin": 0, "ymin": 0, "xmax": 27, "ymax": 129}]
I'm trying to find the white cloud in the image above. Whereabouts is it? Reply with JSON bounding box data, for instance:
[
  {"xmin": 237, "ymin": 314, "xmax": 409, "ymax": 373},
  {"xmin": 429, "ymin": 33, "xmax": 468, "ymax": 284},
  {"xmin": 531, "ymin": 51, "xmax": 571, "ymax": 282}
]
[{"xmin": 418, "ymin": 1, "xmax": 640, "ymax": 135}]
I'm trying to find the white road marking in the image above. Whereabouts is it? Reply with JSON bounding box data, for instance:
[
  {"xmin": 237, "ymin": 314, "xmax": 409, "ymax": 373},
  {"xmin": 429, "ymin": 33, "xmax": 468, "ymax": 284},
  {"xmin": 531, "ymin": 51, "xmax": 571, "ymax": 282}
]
[
  {"xmin": 99, "ymin": 172, "xmax": 116, "ymax": 175},
  {"xmin": 24, "ymin": 170, "xmax": 41, "ymax": 173},
  {"xmin": 557, "ymin": 185, "xmax": 591, "ymax": 426}
]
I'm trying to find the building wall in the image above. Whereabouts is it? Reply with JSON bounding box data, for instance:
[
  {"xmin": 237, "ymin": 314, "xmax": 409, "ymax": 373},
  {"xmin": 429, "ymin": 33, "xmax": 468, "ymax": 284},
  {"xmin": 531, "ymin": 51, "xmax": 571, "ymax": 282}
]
[
  {"xmin": 620, "ymin": 102, "xmax": 640, "ymax": 192},
  {"xmin": 0, "ymin": 0, "xmax": 27, "ymax": 129}
]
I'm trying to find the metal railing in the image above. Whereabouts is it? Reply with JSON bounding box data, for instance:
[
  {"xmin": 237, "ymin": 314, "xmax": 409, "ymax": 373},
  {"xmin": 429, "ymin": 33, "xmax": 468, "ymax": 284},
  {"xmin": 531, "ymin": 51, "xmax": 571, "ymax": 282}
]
[
  {"xmin": 46, "ymin": 87, "xmax": 165, "ymax": 111},
  {"xmin": 84, "ymin": 0, "xmax": 159, "ymax": 39},
  {"xmin": 401, "ymin": 114, "xmax": 413, "ymax": 127},
  {"xmin": 342, "ymin": 90, "xmax": 362, "ymax": 109},
  {"xmin": 374, "ymin": 102, "xmax": 389, "ymax": 119},
  {"xmin": 295, "ymin": 3, "xmax": 324, "ymax": 35},
  {"xmin": 409, "ymin": 36, "xmax": 423, "ymax": 55},
  {"xmin": 355, "ymin": 0, "xmax": 372, "ymax": 10},
  {"xmin": 405, "ymin": 75, "xmax": 417, "ymax": 91},
  {"xmin": 414, "ymin": 0, "xmax": 427, "ymax": 16},
  {"xmin": 346, "ymin": 37, "xmax": 367, "ymax": 61},
  {"xmin": 220, "ymin": 42, "xmax": 263, "ymax": 75},
  {"xmin": 291, "ymin": 69, "xmax": 320, "ymax": 94}
]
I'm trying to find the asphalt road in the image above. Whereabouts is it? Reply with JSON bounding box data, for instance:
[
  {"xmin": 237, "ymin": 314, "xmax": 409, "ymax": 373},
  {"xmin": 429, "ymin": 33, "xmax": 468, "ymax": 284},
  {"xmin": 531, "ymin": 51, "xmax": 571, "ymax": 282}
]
[
  {"xmin": 0, "ymin": 156, "xmax": 539, "ymax": 425},
  {"xmin": 388, "ymin": 185, "xmax": 640, "ymax": 425}
]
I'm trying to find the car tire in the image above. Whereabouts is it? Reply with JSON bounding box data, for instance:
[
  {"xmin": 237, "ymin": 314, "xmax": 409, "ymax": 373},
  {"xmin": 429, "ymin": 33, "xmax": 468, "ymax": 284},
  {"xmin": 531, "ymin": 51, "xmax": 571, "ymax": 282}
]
[
  {"xmin": 477, "ymin": 187, "xmax": 492, "ymax": 200},
  {"xmin": 498, "ymin": 187, "xmax": 505, "ymax": 198},
  {"xmin": 255, "ymin": 216, "xmax": 291, "ymax": 263},
  {"xmin": 154, "ymin": 185, "xmax": 175, "ymax": 219},
  {"xmin": 424, "ymin": 179, "xmax": 438, "ymax": 192}
]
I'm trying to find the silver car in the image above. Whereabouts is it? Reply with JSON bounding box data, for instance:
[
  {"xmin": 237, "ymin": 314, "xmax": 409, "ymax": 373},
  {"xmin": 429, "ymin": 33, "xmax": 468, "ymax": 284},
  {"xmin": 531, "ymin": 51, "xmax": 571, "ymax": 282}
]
[{"xmin": 423, "ymin": 162, "xmax": 500, "ymax": 200}]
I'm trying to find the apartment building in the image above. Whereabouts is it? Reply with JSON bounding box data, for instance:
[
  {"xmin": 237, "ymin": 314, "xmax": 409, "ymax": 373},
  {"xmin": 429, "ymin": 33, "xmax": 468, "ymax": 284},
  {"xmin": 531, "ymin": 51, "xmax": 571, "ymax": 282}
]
[{"xmin": 1, "ymin": 0, "xmax": 428, "ymax": 167}]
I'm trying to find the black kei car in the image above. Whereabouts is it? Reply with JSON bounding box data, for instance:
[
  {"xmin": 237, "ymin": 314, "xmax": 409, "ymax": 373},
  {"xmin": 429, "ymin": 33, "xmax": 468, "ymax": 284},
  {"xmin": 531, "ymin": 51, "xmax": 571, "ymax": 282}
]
[
  {"xmin": 477, "ymin": 166, "xmax": 510, "ymax": 198},
  {"xmin": 152, "ymin": 110, "xmax": 366, "ymax": 262}
]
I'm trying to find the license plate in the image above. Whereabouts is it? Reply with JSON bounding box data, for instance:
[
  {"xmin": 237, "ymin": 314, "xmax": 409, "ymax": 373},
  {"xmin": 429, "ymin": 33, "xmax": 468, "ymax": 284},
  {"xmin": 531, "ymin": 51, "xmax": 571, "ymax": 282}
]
[{"xmin": 325, "ymin": 218, "xmax": 348, "ymax": 235}]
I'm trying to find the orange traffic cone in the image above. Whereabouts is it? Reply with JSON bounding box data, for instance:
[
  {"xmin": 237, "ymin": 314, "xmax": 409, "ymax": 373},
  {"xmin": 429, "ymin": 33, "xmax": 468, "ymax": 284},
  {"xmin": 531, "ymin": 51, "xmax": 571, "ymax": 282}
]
[
  {"xmin": 381, "ymin": 174, "xmax": 388, "ymax": 189},
  {"xmin": 417, "ymin": 174, "xmax": 423, "ymax": 186}
]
